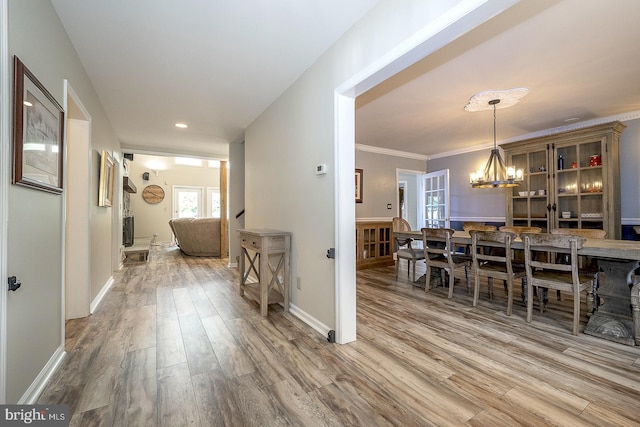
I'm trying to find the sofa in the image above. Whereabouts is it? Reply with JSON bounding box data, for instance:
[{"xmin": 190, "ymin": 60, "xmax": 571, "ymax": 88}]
[{"xmin": 168, "ymin": 217, "xmax": 221, "ymax": 257}]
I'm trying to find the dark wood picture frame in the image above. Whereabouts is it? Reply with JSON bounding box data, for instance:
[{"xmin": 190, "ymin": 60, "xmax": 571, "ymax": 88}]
[
  {"xmin": 12, "ymin": 56, "xmax": 65, "ymax": 194},
  {"xmin": 355, "ymin": 168, "xmax": 363, "ymax": 203}
]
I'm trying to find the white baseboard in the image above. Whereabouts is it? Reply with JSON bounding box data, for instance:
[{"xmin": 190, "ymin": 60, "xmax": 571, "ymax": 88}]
[
  {"xmin": 288, "ymin": 303, "xmax": 332, "ymax": 339},
  {"xmin": 228, "ymin": 261, "xmax": 238, "ymax": 268},
  {"xmin": 91, "ymin": 276, "xmax": 114, "ymax": 314},
  {"xmin": 19, "ymin": 346, "xmax": 66, "ymax": 404}
]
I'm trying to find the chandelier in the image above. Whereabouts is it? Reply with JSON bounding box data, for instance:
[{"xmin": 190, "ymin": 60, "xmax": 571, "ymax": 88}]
[{"xmin": 467, "ymin": 88, "xmax": 527, "ymax": 188}]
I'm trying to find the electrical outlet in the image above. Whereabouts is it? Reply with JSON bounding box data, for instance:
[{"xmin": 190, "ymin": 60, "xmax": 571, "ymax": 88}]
[{"xmin": 297, "ymin": 277, "xmax": 302, "ymax": 290}]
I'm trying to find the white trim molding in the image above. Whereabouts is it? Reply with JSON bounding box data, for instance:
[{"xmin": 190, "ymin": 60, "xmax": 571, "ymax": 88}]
[
  {"xmin": 622, "ymin": 218, "xmax": 640, "ymax": 226},
  {"xmin": 289, "ymin": 303, "xmax": 332, "ymax": 339},
  {"xmin": 356, "ymin": 144, "xmax": 429, "ymax": 161},
  {"xmin": 18, "ymin": 347, "xmax": 65, "ymax": 404},
  {"xmin": 90, "ymin": 276, "xmax": 115, "ymax": 314}
]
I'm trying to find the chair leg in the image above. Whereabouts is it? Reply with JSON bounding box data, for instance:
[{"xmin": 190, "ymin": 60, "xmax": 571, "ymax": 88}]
[
  {"xmin": 473, "ymin": 272, "xmax": 480, "ymax": 307},
  {"xmin": 506, "ymin": 278, "xmax": 513, "ymax": 316},
  {"xmin": 586, "ymin": 282, "xmax": 594, "ymax": 316},
  {"xmin": 465, "ymin": 265, "xmax": 471, "ymax": 295},
  {"xmin": 411, "ymin": 259, "xmax": 416, "ymax": 282},
  {"xmin": 488, "ymin": 277, "xmax": 494, "ymax": 300},
  {"xmin": 448, "ymin": 268, "xmax": 455, "ymax": 298},
  {"xmin": 593, "ymin": 272, "xmax": 601, "ymax": 311},
  {"xmin": 526, "ymin": 281, "xmax": 533, "ymax": 323},
  {"xmin": 395, "ymin": 258, "xmax": 400, "ymax": 279},
  {"xmin": 573, "ymin": 287, "xmax": 581, "ymax": 335},
  {"xmin": 538, "ymin": 287, "xmax": 545, "ymax": 314},
  {"xmin": 425, "ymin": 264, "xmax": 432, "ymax": 292}
]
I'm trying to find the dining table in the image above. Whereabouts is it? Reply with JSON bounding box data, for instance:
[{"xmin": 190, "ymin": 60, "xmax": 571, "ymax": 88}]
[{"xmin": 393, "ymin": 229, "xmax": 640, "ymax": 346}]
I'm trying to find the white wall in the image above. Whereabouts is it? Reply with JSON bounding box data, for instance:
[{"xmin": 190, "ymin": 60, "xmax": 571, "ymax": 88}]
[
  {"xmin": 128, "ymin": 154, "xmax": 221, "ymax": 243},
  {"xmin": 244, "ymin": 0, "xmax": 479, "ymax": 330},
  {"xmin": 228, "ymin": 141, "xmax": 245, "ymax": 266},
  {"xmin": 6, "ymin": 0, "xmax": 120, "ymax": 402},
  {"xmin": 355, "ymin": 150, "xmax": 425, "ymax": 219}
]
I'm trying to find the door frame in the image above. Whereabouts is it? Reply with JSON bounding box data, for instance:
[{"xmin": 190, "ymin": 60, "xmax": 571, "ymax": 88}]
[
  {"xmin": 63, "ymin": 81, "xmax": 92, "ymax": 320},
  {"xmin": 396, "ymin": 168, "xmax": 425, "ymax": 230},
  {"xmin": 334, "ymin": 0, "xmax": 519, "ymax": 344},
  {"xmin": 0, "ymin": 0, "xmax": 9, "ymax": 402}
]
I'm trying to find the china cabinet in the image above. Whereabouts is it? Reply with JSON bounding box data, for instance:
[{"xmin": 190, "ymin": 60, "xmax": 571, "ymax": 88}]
[
  {"xmin": 502, "ymin": 122, "xmax": 625, "ymax": 239},
  {"xmin": 356, "ymin": 220, "xmax": 394, "ymax": 270}
]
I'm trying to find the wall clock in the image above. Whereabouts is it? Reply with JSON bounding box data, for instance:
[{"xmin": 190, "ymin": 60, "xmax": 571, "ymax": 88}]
[{"xmin": 142, "ymin": 184, "xmax": 165, "ymax": 204}]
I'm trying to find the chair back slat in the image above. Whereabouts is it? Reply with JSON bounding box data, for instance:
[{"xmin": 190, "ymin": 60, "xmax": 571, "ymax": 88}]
[
  {"xmin": 470, "ymin": 230, "xmax": 517, "ymax": 270},
  {"xmin": 499, "ymin": 226, "xmax": 542, "ymax": 236},
  {"xmin": 463, "ymin": 224, "xmax": 497, "ymax": 232},
  {"xmin": 421, "ymin": 228, "xmax": 453, "ymax": 257},
  {"xmin": 551, "ymin": 228, "xmax": 606, "ymax": 239}
]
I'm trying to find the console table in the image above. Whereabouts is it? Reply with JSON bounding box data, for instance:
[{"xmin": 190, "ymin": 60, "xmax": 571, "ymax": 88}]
[{"xmin": 238, "ymin": 229, "xmax": 291, "ymax": 316}]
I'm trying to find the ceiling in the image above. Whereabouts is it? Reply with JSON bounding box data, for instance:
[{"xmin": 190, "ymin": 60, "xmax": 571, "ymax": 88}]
[
  {"xmin": 51, "ymin": 0, "xmax": 640, "ymax": 161},
  {"xmin": 356, "ymin": 0, "xmax": 640, "ymax": 158},
  {"xmin": 50, "ymin": 0, "xmax": 381, "ymax": 159}
]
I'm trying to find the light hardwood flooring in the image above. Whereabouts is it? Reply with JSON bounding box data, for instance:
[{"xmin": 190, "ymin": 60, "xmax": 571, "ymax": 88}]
[{"xmin": 39, "ymin": 245, "xmax": 640, "ymax": 426}]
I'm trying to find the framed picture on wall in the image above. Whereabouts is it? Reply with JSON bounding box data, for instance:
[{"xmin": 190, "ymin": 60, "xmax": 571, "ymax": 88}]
[
  {"xmin": 355, "ymin": 168, "xmax": 363, "ymax": 203},
  {"xmin": 12, "ymin": 56, "xmax": 65, "ymax": 194},
  {"xmin": 98, "ymin": 150, "xmax": 115, "ymax": 207}
]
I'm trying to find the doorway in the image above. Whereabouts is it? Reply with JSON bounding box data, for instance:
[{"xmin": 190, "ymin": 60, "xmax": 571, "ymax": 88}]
[{"xmin": 64, "ymin": 82, "xmax": 91, "ymax": 320}]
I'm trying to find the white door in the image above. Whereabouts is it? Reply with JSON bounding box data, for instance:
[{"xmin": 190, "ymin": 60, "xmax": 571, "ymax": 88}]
[
  {"xmin": 421, "ymin": 169, "xmax": 450, "ymax": 229},
  {"xmin": 173, "ymin": 186, "xmax": 203, "ymax": 218}
]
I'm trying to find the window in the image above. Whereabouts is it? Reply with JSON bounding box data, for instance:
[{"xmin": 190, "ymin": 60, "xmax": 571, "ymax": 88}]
[{"xmin": 207, "ymin": 187, "xmax": 221, "ymax": 218}]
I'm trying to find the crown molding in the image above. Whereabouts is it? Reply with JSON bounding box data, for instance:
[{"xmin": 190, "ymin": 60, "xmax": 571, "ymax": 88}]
[
  {"xmin": 356, "ymin": 144, "xmax": 429, "ymax": 161},
  {"xmin": 429, "ymin": 110, "xmax": 640, "ymax": 161}
]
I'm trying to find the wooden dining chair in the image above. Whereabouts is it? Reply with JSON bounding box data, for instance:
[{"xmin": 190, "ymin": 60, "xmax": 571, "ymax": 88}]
[
  {"xmin": 499, "ymin": 225, "xmax": 542, "ymax": 303},
  {"xmin": 551, "ymin": 228, "xmax": 606, "ymax": 308},
  {"xmin": 453, "ymin": 223, "xmax": 496, "ymax": 254},
  {"xmin": 392, "ymin": 217, "xmax": 425, "ymax": 282},
  {"xmin": 523, "ymin": 232, "xmax": 594, "ymax": 335},
  {"xmin": 421, "ymin": 228, "xmax": 469, "ymax": 297},
  {"xmin": 470, "ymin": 230, "xmax": 523, "ymax": 315}
]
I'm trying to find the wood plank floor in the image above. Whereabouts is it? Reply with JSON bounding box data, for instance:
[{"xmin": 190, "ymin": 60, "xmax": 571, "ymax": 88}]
[{"xmin": 39, "ymin": 245, "xmax": 640, "ymax": 426}]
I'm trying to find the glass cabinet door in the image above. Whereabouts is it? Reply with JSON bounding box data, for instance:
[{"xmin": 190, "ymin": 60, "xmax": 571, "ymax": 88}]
[
  {"xmin": 506, "ymin": 148, "xmax": 549, "ymax": 231},
  {"xmin": 555, "ymin": 140, "xmax": 604, "ymax": 230}
]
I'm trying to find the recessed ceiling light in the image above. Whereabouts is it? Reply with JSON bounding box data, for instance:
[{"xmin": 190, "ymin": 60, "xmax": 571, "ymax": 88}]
[
  {"xmin": 563, "ymin": 117, "xmax": 580, "ymax": 123},
  {"xmin": 175, "ymin": 123, "xmax": 187, "ymax": 128}
]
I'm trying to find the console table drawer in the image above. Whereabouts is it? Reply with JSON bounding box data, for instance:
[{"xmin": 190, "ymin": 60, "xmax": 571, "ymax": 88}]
[{"xmin": 241, "ymin": 236, "xmax": 261, "ymax": 251}]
